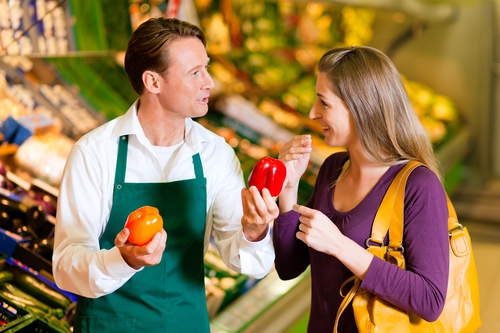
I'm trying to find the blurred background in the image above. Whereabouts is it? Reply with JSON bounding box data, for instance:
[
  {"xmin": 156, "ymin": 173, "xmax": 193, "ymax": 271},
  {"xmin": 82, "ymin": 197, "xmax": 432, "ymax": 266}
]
[{"xmin": 0, "ymin": 0, "xmax": 498, "ymax": 332}]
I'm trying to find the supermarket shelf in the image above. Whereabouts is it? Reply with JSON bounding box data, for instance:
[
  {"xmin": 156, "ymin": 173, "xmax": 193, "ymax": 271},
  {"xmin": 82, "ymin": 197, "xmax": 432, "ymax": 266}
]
[
  {"xmin": 0, "ymin": 51, "xmax": 119, "ymax": 59},
  {"xmin": 211, "ymin": 268, "xmax": 311, "ymax": 333},
  {"xmin": 267, "ymin": 0, "xmax": 459, "ymax": 23}
]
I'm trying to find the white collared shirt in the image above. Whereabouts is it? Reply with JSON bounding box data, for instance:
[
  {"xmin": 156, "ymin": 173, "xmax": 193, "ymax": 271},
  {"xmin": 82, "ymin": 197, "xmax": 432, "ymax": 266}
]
[{"xmin": 52, "ymin": 102, "xmax": 274, "ymax": 298}]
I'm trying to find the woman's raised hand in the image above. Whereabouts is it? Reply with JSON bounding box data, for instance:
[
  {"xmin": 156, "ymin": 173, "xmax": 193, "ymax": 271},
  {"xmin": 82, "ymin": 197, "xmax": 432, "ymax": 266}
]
[{"xmin": 278, "ymin": 135, "xmax": 312, "ymax": 189}]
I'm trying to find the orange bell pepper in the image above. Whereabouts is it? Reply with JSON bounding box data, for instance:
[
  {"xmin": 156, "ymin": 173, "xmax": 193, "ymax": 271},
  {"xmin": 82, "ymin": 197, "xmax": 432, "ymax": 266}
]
[{"xmin": 125, "ymin": 206, "xmax": 164, "ymax": 246}]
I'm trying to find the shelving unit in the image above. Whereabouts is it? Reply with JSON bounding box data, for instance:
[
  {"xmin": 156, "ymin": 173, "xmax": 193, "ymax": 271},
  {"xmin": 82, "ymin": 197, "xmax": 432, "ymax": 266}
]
[{"xmin": 270, "ymin": 0, "xmax": 459, "ymax": 23}]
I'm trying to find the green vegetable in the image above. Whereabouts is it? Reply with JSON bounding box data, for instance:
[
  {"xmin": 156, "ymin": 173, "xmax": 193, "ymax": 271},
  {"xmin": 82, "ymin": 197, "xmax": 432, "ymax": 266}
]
[
  {"xmin": 0, "ymin": 289, "xmax": 41, "ymax": 310},
  {"xmin": 0, "ymin": 270, "xmax": 14, "ymax": 284},
  {"xmin": 28, "ymin": 306, "xmax": 47, "ymax": 317},
  {"xmin": 44, "ymin": 313, "xmax": 72, "ymax": 333},
  {"xmin": 16, "ymin": 274, "xmax": 71, "ymax": 310},
  {"xmin": 1, "ymin": 282, "xmax": 51, "ymax": 312}
]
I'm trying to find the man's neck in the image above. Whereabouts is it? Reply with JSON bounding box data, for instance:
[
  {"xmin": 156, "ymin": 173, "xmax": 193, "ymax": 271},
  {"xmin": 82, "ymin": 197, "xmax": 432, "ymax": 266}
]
[{"xmin": 136, "ymin": 99, "xmax": 186, "ymax": 147}]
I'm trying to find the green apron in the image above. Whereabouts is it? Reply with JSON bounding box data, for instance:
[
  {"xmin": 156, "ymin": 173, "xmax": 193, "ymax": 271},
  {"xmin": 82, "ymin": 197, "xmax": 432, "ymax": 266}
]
[{"xmin": 74, "ymin": 135, "xmax": 209, "ymax": 332}]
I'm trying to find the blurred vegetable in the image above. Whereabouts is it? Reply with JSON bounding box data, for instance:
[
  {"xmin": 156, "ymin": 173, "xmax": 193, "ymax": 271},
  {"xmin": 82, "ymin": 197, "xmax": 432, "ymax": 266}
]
[{"xmin": 16, "ymin": 274, "xmax": 71, "ymax": 310}]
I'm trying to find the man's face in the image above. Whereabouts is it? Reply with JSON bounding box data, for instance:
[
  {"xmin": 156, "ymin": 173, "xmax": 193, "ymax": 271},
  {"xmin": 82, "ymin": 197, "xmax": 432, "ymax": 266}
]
[{"xmin": 158, "ymin": 37, "xmax": 214, "ymax": 119}]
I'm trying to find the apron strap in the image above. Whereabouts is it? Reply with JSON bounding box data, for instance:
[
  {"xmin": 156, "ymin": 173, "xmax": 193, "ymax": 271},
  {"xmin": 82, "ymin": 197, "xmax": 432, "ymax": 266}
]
[
  {"xmin": 192, "ymin": 153, "xmax": 204, "ymax": 179},
  {"xmin": 113, "ymin": 135, "xmax": 129, "ymax": 194}
]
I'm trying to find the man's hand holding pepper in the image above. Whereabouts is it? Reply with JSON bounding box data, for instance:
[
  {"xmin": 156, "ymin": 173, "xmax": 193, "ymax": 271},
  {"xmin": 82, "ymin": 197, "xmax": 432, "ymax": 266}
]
[
  {"xmin": 241, "ymin": 186, "xmax": 279, "ymax": 242},
  {"xmin": 115, "ymin": 228, "xmax": 168, "ymax": 270}
]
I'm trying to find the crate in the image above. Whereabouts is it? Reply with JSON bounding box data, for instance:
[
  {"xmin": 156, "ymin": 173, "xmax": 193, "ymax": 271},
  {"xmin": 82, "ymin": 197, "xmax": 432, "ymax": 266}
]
[
  {"xmin": 0, "ymin": 295, "xmax": 32, "ymax": 331},
  {"xmin": 0, "ymin": 313, "xmax": 69, "ymax": 333}
]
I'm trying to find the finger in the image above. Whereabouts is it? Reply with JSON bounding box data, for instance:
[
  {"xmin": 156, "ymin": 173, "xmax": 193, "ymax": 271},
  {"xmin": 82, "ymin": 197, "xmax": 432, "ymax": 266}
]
[
  {"xmin": 294, "ymin": 204, "xmax": 318, "ymax": 218},
  {"xmin": 155, "ymin": 230, "xmax": 167, "ymax": 246},
  {"xmin": 145, "ymin": 233, "xmax": 166, "ymax": 266},
  {"xmin": 243, "ymin": 187, "xmax": 262, "ymax": 216},
  {"xmin": 261, "ymin": 188, "xmax": 280, "ymax": 217},
  {"xmin": 293, "ymin": 204, "xmax": 311, "ymax": 215},
  {"xmin": 299, "ymin": 134, "xmax": 312, "ymax": 146},
  {"xmin": 241, "ymin": 188, "xmax": 250, "ymax": 213},
  {"xmin": 292, "ymin": 134, "xmax": 310, "ymax": 143},
  {"xmin": 142, "ymin": 232, "xmax": 164, "ymax": 255},
  {"xmin": 115, "ymin": 228, "xmax": 130, "ymax": 247},
  {"xmin": 295, "ymin": 230, "xmax": 308, "ymax": 246},
  {"xmin": 261, "ymin": 187, "xmax": 273, "ymax": 202},
  {"xmin": 248, "ymin": 185, "xmax": 262, "ymax": 196},
  {"xmin": 283, "ymin": 149, "xmax": 312, "ymax": 162},
  {"xmin": 150, "ymin": 230, "xmax": 167, "ymax": 248},
  {"xmin": 279, "ymin": 136, "xmax": 305, "ymax": 156},
  {"xmin": 298, "ymin": 222, "xmax": 308, "ymax": 234},
  {"xmin": 287, "ymin": 135, "xmax": 311, "ymax": 149},
  {"xmin": 249, "ymin": 186, "xmax": 268, "ymax": 217}
]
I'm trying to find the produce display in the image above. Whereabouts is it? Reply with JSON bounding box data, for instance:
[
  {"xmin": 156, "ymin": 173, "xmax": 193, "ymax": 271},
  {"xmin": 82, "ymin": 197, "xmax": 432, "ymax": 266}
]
[
  {"xmin": 13, "ymin": 132, "xmax": 74, "ymax": 188},
  {"xmin": 0, "ymin": 0, "xmax": 468, "ymax": 331},
  {"xmin": 125, "ymin": 206, "xmax": 164, "ymax": 246},
  {"xmin": 198, "ymin": 2, "xmax": 459, "ymax": 147},
  {"xmin": 0, "ymin": 266, "xmax": 73, "ymax": 332},
  {"xmin": 0, "ymin": 0, "xmax": 73, "ymax": 56},
  {"xmin": 248, "ymin": 156, "xmax": 287, "ymax": 197},
  {"xmin": 404, "ymin": 77, "xmax": 460, "ymax": 149},
  {"xmin": 0, "ymin": 56, "xmax": 105, "ymax": 140}
]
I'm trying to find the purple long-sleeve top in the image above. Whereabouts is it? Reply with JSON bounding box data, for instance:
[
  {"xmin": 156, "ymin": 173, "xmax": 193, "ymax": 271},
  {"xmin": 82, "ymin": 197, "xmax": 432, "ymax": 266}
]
[{"xmin": 273, "ymin": 152, "xmax": 449, "ymax": 333}]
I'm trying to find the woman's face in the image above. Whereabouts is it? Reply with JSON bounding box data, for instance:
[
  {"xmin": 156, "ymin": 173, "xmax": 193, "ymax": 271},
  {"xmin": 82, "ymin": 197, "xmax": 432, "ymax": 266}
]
[{"xmin": 309, "ymin": 72, "xmax": 357, "ymax": 148}]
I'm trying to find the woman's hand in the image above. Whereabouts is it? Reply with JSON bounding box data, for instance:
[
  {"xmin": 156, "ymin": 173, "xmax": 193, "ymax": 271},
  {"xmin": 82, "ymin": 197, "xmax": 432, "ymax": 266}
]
[
  {"xmin": 279, "ymin": 135, "xmax": 312, "ymax": 189},
  {"xmin": 293, "ymin": 204, "xmax": 341, "ymax": 255},
  {"xmin": 241, "ymin": 187, "xmax": 279, "ymax": 242},
  {"xmin": 294, "ymin": 204, "xmax": 374, "ymax": 279},
  {"xmin": 115, "ymin": 228, "xmax": 167, "ymax": 270}
]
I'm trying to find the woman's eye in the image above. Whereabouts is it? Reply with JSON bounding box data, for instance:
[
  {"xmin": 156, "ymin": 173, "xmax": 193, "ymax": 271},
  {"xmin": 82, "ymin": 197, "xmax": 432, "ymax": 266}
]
[{"xmin": 321, "ymin": 100, "xmax": 328, "ymax": 107}]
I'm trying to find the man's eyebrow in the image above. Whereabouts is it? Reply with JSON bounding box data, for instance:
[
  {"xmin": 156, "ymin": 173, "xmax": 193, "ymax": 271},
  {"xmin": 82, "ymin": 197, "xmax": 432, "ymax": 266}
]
[{"xmin": 186, "ymin": 58, "xmax": 211, "ymax": 73}]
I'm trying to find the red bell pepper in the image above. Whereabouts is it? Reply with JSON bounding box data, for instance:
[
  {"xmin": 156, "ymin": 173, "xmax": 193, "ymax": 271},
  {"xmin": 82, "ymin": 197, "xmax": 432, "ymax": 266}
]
[
  {"xmin": 125, "ymin": 206, "xmax": 164, "ymax": 246},
  {"xmin": 248, "ymin": 156, "xmax": 286, "ymax": 196}
]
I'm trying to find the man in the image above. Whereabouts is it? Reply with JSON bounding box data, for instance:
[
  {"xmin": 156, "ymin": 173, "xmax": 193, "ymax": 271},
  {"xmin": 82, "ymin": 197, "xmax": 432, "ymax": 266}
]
[{"xmin": 52, "ymin": 17, "xmax": 277, "ymax": 333}]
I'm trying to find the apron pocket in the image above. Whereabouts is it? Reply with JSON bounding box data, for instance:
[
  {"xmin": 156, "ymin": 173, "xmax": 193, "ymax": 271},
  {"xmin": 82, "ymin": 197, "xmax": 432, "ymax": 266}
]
[{"xmin": 74, "ymin": 315, "xmax": 135, "ymax": 333}]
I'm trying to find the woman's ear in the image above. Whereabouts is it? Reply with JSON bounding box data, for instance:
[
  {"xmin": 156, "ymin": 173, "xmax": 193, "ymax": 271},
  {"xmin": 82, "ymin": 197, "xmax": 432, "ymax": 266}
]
[{"xmin": 142, "ymin": 70, "xmax": 161, "ymax": 94}]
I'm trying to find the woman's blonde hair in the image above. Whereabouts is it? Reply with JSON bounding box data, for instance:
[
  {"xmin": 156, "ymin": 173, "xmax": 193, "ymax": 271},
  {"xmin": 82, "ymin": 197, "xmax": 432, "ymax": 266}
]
[{"xmin": 318, "ymin": 46, "xmax": 442, "ymax": 181}]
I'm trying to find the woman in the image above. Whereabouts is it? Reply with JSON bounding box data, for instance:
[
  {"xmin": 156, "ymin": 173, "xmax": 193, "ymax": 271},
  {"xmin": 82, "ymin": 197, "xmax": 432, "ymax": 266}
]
[{"xmin": 273, "ymin": 46, "xmax": 449, "ymax": 332}]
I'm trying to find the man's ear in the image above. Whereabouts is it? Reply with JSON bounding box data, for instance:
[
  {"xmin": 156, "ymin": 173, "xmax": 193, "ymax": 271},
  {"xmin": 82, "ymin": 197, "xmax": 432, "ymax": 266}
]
[{"xmin": 142, "ymin": 70, "xmax": 161, "ymax": 94}]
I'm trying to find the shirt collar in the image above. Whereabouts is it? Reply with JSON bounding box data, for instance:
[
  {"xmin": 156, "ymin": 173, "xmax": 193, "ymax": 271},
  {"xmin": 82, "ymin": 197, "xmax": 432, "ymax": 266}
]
[{"xmin": 111, "ymin": 99, "xmax": 208, "ymax": 155}]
